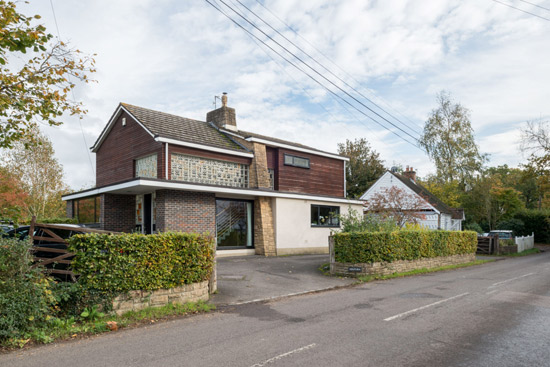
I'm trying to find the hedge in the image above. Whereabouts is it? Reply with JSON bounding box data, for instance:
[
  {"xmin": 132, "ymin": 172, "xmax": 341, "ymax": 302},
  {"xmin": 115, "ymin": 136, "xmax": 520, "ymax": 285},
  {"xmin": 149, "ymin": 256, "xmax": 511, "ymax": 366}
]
[
  {"xmin": 333, "ymin": 230, "xmax": 478, "ymax": 264},
  {"xmin": 511, "ymin": 209, "xmax": 550, "ymax": 243},
  {"xmin": 68, "ymin": 232, "xmax": 215, "ymax": 293}
]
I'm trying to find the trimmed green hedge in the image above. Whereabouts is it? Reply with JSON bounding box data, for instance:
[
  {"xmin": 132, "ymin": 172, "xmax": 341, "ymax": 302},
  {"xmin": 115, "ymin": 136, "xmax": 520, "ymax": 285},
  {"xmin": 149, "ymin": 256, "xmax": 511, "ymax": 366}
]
[
  {"xmin": 68, "ymin": 232, "xmax": 215, "ymax": 292},
  {"xmin": 333, "ymin": 230, "xmax": 478, "ymax": 264}
]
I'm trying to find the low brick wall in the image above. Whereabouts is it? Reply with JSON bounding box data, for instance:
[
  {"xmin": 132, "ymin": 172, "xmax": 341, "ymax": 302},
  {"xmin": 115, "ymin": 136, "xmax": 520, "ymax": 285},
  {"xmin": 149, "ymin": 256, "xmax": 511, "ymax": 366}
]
[
  {"xmin": 112, "ymin": 280, "xmax": 209, "ymax": 315},
  {"xmin": 330, "ymin": 253, "xmax": 476, "ymax": 276},
  {"xmin": 498, "ymin": 245, "xmax": 518, "ymax": 255}
]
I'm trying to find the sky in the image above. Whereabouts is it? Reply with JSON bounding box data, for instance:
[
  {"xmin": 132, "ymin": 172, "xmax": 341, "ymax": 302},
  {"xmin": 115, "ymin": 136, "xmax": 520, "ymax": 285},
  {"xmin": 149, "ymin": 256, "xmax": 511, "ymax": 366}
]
[{"xmin": 16, "ymin": 0, "xmax": 550, "ymax": 190}]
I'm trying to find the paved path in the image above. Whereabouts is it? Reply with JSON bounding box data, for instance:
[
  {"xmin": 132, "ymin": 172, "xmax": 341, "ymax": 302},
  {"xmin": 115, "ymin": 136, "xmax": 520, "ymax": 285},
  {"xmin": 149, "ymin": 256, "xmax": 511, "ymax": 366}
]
[
  {"xmin": 211, "ymin": 254, "xmax": 355, "ymax": 305},
  {"xmin": 2, "ymin": 252, "xmax": 549, "ymax": 366}
]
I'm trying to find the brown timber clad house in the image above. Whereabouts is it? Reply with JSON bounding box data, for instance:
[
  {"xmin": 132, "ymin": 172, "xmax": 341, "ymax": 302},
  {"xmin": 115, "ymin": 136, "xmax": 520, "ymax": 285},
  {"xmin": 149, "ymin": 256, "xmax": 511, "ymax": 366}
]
[{"xmin": 63, "ymin": 94, "xmax": 363, "ymax": 256}]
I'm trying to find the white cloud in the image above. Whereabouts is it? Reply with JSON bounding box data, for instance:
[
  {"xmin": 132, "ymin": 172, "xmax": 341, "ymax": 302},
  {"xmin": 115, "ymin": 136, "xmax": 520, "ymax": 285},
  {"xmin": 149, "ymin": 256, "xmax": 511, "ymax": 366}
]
[{"xmin": 13, "ymin": 0, "xmax": 549, "ymax": 189}]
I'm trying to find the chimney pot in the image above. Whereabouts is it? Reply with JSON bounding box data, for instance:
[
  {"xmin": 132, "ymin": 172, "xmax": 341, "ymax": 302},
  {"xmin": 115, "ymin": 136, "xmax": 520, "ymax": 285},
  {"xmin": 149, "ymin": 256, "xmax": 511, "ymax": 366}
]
[{"xmin": 222, "ymin": 92, "xmax": 227, "ymax": 107}]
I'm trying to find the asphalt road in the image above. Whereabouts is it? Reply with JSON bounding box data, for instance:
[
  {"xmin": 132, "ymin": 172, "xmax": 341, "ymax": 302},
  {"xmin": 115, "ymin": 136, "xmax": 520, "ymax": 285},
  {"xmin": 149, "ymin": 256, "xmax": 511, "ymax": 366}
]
[{"xmin": 2, "ymin": 252, "xmax": 549, "ymax": 367}]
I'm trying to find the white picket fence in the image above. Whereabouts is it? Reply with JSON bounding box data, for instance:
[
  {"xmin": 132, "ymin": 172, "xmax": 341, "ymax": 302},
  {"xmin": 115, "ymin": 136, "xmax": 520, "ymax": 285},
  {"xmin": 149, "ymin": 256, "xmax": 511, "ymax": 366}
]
[{"xmin": 515, "ymin": 232, "xmax": 535, "ymax": 253}]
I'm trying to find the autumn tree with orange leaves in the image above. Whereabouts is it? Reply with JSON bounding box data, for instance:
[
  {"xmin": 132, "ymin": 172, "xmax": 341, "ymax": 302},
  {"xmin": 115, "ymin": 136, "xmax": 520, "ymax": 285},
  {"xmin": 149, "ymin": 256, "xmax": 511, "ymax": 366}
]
[{"xmin": 363, "ymin": 186, "xmax": 430, "ymax": 227}]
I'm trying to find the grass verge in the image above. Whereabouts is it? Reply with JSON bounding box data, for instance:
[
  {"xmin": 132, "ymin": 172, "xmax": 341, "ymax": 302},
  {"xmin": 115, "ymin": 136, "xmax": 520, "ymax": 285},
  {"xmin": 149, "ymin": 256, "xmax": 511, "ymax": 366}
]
[
  {"xmin": 499, "ymin": 248, "xmax": 540, "ymax": 257},
  {"xmin": 1, "ymin": 300, "xmax": 215, "ymax": 350},
  {"xmin": 356, "ymin": 260, "xmax": 492, "ymax": 283}
]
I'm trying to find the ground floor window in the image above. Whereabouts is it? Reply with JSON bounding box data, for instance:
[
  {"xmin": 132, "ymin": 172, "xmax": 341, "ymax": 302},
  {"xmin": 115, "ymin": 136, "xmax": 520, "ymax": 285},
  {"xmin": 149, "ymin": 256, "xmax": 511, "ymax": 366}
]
[
  {"xmin": 216, "ymin": 199, "xmax": 253, "ymax": 248},
  {"xmin": 74, "ymin": 196, "xmax": 101, "ymax": 224},
  {"xmin": 311, "ymin": 205, "xmax": 340, "ymax": 227}
]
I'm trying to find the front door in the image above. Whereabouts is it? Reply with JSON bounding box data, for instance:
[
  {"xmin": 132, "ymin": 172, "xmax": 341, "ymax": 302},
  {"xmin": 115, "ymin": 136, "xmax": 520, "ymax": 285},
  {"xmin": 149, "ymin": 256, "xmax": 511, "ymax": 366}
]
[{"xmin": 144, "ymin": 193, "xmax": 152, "ymax": 234}]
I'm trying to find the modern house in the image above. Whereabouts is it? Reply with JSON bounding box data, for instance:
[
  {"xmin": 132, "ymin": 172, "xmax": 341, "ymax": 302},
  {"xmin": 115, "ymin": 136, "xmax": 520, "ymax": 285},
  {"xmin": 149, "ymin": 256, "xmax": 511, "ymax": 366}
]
[
  {"xmin": 63, "ymin": 94, "xmax": 363, "ymax": 256},
  {"xmin": 360, "ymin": 167, "xmax": 464, "ymax": 230}
]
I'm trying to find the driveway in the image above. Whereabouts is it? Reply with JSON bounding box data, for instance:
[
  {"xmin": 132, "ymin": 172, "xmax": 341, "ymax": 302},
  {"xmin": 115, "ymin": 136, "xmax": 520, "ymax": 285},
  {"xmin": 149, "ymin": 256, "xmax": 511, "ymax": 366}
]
[{"xmin": 210, "ymin": 254, "xmax": 355, "ymax": 305}]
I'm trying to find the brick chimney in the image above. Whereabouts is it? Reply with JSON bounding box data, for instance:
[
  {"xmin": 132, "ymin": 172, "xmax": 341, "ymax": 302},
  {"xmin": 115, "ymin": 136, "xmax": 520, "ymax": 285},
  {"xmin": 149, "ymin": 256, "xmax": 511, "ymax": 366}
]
[
  {"xmin": 206, "ymin": 92, "xmax": 237, "ymax": 131},
  {"xmin": 403, "ymin": 166, "xmax": 417, "ymax": 182}
]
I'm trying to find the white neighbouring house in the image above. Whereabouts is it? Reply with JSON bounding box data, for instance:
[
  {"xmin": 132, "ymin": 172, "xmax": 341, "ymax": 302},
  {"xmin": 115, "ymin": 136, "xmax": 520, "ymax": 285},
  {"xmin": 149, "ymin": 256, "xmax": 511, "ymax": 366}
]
[{"xmin": 360, "ymin": 168, "xmax": 465, "ymax": 231}]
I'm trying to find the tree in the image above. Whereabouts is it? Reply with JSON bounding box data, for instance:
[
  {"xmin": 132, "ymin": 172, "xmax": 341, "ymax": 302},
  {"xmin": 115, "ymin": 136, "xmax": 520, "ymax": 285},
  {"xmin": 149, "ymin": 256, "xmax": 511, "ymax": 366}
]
[
  {"xmin": 520, "ymin": 118, "xmax": 550, "ymax": 208},
  {"xmin": 0, "ymin": 1, "xmax": 95, "ymax": 148},
  {"xmin": 419, "ymin": 91, "xmax": 487, "ymax": 187},
  {"xmin": 337, "ymin": 138, "xmax": 385, "ymax": 198},
  {"xmin": 419, "ymin": 175, "xmax": 462, "ymax": 208},
  {"xmin": 1, "ymin": 126, "xmax": 68, "ymax": 219},
  {"xmin": 363, "ymin": 186, "xmax": 429, "ymax": 227},
  {"xmin": 0, "ymin": 166, "xmax": 28, "ymax": 222}
]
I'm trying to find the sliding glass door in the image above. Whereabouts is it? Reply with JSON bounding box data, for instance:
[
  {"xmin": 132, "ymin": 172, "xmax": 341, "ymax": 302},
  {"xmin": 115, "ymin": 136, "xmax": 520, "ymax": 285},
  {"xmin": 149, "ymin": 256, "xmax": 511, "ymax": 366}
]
[{"xmin": 215, "ymin": 199, "xmax": 253, "ymax": 248}]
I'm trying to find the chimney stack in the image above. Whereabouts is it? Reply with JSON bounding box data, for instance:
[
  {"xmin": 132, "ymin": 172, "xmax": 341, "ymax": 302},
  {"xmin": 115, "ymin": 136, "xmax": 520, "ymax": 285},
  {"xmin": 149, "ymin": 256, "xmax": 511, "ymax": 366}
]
[
  {"xmin": 207, "ymin": 92, "xmax": 237, "ymax": 131},
  {"xmin": 402, "ymin": 166, "xmax": 417, "ymax": 182}
]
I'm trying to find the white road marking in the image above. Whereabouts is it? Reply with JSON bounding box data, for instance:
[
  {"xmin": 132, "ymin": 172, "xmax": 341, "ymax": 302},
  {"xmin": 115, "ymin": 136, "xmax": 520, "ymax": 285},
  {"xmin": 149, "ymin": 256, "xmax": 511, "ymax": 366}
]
[
  {"xmin": 384, "ymin": 293, "xmax": 469, "ymax": 321},
  {"xmin": 486, "ymin": 289, "xmax": 498, "ymax": 295},
  {"xmin": 250, "ymin": 343, "xmax": 317, "ymax": 367},
  {"xmin": 489, "ymin": 273, "xmax": 534, "ymax": 288}
]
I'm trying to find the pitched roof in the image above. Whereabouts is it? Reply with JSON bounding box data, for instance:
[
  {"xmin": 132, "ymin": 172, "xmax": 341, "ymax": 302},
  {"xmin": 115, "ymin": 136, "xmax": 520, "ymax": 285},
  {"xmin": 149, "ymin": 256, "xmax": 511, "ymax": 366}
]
[
  {"xmin": 120, "ymin": 103, "xmax": 247, "ymax": 152},
  {"xmin": 92, "ymin": 102, "xmax": 347, "ymax": 160},
  {"xmin": 391, "ymin": 172, "xmax": 455, "ymax": 215},
  {"xmin": 236, "ymin": 129, "xmax": 336, "ymax": 155}
]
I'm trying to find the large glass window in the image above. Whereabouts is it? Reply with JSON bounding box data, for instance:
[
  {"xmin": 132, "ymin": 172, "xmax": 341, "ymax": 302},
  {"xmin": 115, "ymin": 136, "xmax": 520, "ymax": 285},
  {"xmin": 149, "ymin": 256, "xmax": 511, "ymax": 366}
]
[
  {"xmin": 311, "ymin": 205, "xmax": 340, "ymax": 227},
  {"xmin": 75, "ymin": 196, "xmax": 101, "ymax": 224},
  {"xmin": 284, "ymin": 154, "xmax": 310, "ymax": 169},
  {"xmin": 216, "ymin": 199, "xmax": 253, "ymax": 248}
]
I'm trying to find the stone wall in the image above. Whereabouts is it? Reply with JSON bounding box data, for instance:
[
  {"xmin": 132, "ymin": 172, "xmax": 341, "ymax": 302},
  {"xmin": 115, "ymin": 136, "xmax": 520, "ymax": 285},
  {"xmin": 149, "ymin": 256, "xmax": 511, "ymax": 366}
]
[
  {"xmin": 112, "ymin": 280, "xmax": 209, "ymax": 315},
  {"xmin": 330, "ymin": 253, "xmax": 476, "ymax": 276},
  {"xmin": 254, "ymin": 197, "xmax": 276, "ymax": 256}
]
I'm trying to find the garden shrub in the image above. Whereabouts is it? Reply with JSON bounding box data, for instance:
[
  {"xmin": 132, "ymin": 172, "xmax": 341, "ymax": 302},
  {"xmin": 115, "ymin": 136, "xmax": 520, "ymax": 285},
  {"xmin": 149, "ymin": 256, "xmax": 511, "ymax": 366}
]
[
  {"xmin": 0, "ymin": 238, "xmax": 55, "ymax": 342},
  {"xmin": 68, "ymin": 232, "xmax": 215, "ymax": 293},
  {"xmin": 338, "ymin": 209, "xmax": 400, "ymax": 233},
  {"xmin": 512, "ymin": 209, "xmax": 550, "ymax": 243},
  {"xmin": 464, "ymin": 222, "xmax": 483, "ymax": 234},
  {"xmin": 333, "ymin": 230, "xmax": 478, "ymax": 264}
]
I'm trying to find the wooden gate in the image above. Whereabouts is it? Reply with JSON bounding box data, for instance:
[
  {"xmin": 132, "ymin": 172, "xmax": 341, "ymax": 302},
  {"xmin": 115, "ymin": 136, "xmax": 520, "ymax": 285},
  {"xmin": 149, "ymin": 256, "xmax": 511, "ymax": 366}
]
[
  {"xmin": 29, "ymin": 217, "xmax": 119, "ymax": 282},
  {"xmin": 476, "ymin": 235, "xmax": 499, "ymax": 255}
]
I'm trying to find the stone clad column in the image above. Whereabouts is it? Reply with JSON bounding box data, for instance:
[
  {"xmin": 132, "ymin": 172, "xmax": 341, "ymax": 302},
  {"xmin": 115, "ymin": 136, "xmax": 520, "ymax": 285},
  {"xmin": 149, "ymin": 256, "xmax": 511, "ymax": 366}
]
[{"xmin": 254, "ymin": 197, "xmax": 276, "ymax": 256}]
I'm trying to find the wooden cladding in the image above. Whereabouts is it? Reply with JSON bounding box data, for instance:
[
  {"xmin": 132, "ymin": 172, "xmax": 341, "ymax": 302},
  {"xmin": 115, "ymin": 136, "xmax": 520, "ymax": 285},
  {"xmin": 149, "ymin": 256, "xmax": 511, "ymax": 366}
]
[
  {"xmin": 96, "ymin": 111, "xmax": 163, "ymax": 187},
  {"xmin": 276, "ymin": 148, "xmax": 345, "ymax": 197}
]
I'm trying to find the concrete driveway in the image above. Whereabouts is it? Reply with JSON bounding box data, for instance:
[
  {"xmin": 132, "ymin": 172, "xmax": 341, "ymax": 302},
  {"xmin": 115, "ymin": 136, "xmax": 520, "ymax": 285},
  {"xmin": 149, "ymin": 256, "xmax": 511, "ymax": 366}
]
[{"xmin": 210, "ymin": 254, "xmax": 355, "ymax": 305}]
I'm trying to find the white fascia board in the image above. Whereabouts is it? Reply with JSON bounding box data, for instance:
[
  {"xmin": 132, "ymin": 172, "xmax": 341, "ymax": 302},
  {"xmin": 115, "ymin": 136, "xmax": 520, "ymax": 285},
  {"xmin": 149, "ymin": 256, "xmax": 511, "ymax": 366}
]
[
  {"xmin": 245, "ymin": 137, "xmax": 349, "ymax": 161},
  {"xmin": 155, "ymin": 137, "xmax": 254, "ymax": 158},
  {"xmin": 91, "ymin": 105, "xmax": 155, "ymax": 152},
  {"xmin": 63, "ymin": 179, "xmax": 363, "ymax": 205},
  {"xmin": 63, "ymin": 188, "xmax": 101, "ymax": 201}
]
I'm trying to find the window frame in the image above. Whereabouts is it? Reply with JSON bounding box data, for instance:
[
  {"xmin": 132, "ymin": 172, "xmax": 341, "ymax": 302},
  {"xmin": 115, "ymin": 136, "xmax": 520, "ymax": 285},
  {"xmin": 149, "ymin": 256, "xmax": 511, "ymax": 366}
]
[
  {"xmin": 310, "ymin": 204, "xmax": 340, "ymax": 228},
  {"xmin": 283, "ymin": 153, "xmax": 310, "ymax": 169}
]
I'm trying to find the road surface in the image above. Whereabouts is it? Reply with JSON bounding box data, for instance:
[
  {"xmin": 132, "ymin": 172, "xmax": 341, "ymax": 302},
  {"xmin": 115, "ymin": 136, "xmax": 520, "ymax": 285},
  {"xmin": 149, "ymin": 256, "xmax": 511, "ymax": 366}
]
[{"xmin": 2, "ymin": 251, "xmax": 549, "ymax": 367}]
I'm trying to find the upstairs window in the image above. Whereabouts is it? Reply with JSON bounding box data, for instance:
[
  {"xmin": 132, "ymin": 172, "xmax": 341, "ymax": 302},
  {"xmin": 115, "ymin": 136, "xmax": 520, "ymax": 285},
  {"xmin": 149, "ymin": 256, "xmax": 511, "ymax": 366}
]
[
  {"xmin": 284, "ymin": 154, "xmax": 310, "ymax": 169},
  {"xmin": 311, "ymin": 205, "xmax": 340, "ymax": 227},
  {"xmin": 135, "ymin": 154, "xmax": 158, "ymax": 178}
]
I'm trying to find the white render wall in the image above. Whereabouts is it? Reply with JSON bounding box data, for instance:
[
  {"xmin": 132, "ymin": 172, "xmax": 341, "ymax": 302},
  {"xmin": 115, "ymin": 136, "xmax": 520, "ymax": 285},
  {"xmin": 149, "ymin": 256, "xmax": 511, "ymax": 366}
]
[{"xmin": 273, "ymin": 197, "xmax": 363, "ymax": 255}]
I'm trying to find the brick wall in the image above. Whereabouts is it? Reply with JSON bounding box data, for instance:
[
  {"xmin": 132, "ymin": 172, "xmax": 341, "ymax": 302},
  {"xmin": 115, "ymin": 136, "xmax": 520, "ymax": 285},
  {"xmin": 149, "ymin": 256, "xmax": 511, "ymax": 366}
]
[
  {"xmin": 155, "ymin": 190, "xmax": 216, "ymax": 235},
  {"xmin": 66, "ymin": 200, "xmax": 74, "ymax": 218},
  {"xmin": 101, "ymin": 194, "xmax": 135, "ymax": 232}
]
